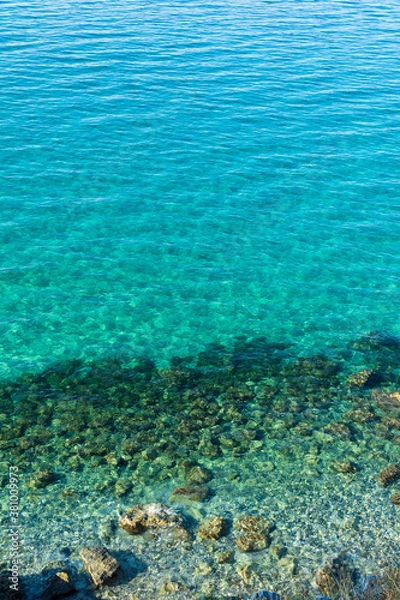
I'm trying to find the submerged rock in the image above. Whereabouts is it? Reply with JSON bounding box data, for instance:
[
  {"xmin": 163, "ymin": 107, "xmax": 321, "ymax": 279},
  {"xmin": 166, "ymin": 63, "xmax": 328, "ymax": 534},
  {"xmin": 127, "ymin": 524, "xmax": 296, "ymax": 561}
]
[
  {"xmin": 119, "ymin": 503, "xmax": 185, "ymax": 534},
  {"xmin": 345, "ymin": 369, "xmax": 374, "ymax": 388},
  {"xmin": 234, "ymin": 516, "xmax": 273, "ymax": 552},
  {"xmin": 80, "ymin": 546, "xmax": 120, "ymax": 587},
  {"xmin": 315, "ymin": 554, "xmax": 356, "ymax": 596},
  {"xmin": 198, "ymin": 516, "xmax": 228, "ymax": 540},
  {"xmin": 28, "ymin": 468, "xmax": 56, "ymax": 489},
  {"xmin": 236, "ymin": 533, "xmax": 270, "ymax": 552},
  {"xmin": 329, "ymin": 460, "xmax": 359, "ymax": 474},
  {"xmin": 377, "ymin": 464, "xmax": 400, "ymax": 487},
  {"xmin": 170, "ymin": 485, "xmax": 210, "ymax": 502},
  {"xmin": 187, "ymin": 465, "xmax": 213, "ymax": 484},
  {"xmin": 41, "ymin": 571, "xmax": 75, "ymax": 600},
  {"xmin": 390, "ymin": 492, "xmax": 400, "ymax": 505}
]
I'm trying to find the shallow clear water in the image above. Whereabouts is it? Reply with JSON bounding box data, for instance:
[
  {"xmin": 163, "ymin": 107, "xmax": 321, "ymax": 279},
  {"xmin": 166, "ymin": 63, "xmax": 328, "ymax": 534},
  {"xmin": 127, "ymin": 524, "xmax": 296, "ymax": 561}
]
[
  {"xmin": 1, "ymin": 3, "xmax": 400, "ymax": 597},
  {"xmin": 1, "ymin": 0, "xmax": 400, "ymax": 378}
]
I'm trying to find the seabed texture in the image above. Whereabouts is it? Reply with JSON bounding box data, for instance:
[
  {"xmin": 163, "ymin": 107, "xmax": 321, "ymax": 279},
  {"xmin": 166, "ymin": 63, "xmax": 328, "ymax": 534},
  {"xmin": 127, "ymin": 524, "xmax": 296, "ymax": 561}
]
[{"xmin": 1, "ymin": 333, "xmax": 400, "ymax": 599}]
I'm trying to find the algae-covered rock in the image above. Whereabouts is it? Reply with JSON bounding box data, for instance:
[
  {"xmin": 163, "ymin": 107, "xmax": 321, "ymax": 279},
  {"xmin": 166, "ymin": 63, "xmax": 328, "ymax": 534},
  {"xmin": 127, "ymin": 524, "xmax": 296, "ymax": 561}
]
[
  {"xmin": 345, "ymin": 369, "xmax": 374, "ymax": 388},
  {"xmin": 198, "ymin": 516, "xmax": 228, "ymax": 540},
  {"xmin": 28, "ymin": 468, "xmax": 56, "ymax": 489},
  {"xmin": 315, "ymin": 554, "xmax": 356, "ymax": 596},
  {"xmin": 170, "ymin": 485, "xmax": 210, "ymax": 502},
  {"xmin": 329, "ymin": 460, "xmax": 359, "ymax": 474},
  {"xmin": 234, "ymin": 515, "xmax": 273, "ymax": 552},
  {"xmin": 324, "ymin": 421, "xmax": 352, "ymax": 440},
  {"xmin": 215, "ymin": 549, "xmax": 234, "ymax": 564},
  {"xmin": 390, "ymin": 492, "xmax": 400, "ymax": 505},
  {"xmin": 41, "ymin": 571, "xmax": 75, "ymax": 600},
  {"xmin": 234, "ymin": 515, "xmax": 274, "ymax": 535},
  {"xmin": 187, "ymin": 465, "xmax": 213, "ymax": 484},
  {"xmin": 236, "ymin": 533, "xmax": 270, "ymax": 552},
  {"xmin": 119, "ymin": 503, "xmax": 185, "ymax": 534},
  {"xmin": 378, "ymin": 464, "xmax": 400, "ymax": 487},
  {"xmin": 343, "ymin": 408, "xmax": 376, "ymax": 423},
  {"xmin": 114, "ymin": 478, "xmax": 132, "ymax": 497},
  {"xmin": 80, "ymin": 546, "xmax": 120, "ymax": 587}
]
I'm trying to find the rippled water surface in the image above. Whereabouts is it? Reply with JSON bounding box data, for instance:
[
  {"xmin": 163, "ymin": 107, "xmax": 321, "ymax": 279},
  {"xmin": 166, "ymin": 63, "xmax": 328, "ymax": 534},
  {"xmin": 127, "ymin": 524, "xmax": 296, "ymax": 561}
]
[
  {"xmin": 1, "ymin": 1, "xmax": 400, "ymax": 375},
  {"xmin": 2, "ymin": 2, "xmax": 400, "ymax": 597}
]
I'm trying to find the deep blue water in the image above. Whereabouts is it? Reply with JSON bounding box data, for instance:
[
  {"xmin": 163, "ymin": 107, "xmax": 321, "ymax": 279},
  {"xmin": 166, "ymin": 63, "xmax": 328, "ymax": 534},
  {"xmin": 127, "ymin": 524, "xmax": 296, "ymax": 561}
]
[{"xmin": 1, "ymin": 0, "xmax": 400, "ymax": 378}]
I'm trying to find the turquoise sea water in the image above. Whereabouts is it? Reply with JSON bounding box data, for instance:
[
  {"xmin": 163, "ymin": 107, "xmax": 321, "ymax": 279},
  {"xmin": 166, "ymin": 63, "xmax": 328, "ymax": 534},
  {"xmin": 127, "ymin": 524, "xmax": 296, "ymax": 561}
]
[
  {"xmin": 2, "ymin": 3, "xmax": 400, "ymax": 597},
  {"xmin": 1, "ymin": 0, "xmax": 400, "ymax": 379}
]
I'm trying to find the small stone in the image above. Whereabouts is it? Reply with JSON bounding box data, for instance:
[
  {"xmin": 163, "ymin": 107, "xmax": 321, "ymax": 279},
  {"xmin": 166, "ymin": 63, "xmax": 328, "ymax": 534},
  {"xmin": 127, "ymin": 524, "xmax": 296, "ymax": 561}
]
[
  {"xmin": 170, "ymin": 485, "xmax": 209, "ymax": 502},
  {"xmin": 198, "ymin": 516, "xmax": 228, "ymax": 540},
  {"xmin": 114, "ymin": 478, "xmax": 132, "ymax": 497},
  {"xmin": 343, "ymin": 408, "xmax": 376, "ymax": 423},
  {"xmin": 119, "ymin": 503, "xmax": 185, "ymax": 534},
  {"xmin": 187, "ymin": 465, "xmax": 213, "ymax": 484},
  {"xmin": 159, "ymin": 581, "xmax": 182, "ymax": 595},
  {"xmin": 378, "ymin": 464, "xmax": 400, "ymax": 487},
  {"xmin": 235, "ymin": 533, "xmax": 270, "ymax": 552},
  {"xmin": 390, "ymin": 492, "xmax": 400, "ymax": 505},
  {"xmin": 324, "ymin": 422, "xmax": 352, "ymax": 440},
  {"xmin": 345, "ymin": 369, "xmax": 374, "ymax": 388},
  {"xmin": 234, "ymin": 515, "xmax": 274, "ymax": 535},
  {"xmin": 329, "ymin": 460, "xmax": 359, "ymax": 474},
  {"xmin": 29, "ymin": 468, "xmax": 56, "ymax": 489},
  {"xmin": 215, "ymin": 550, "xmax": 234, "ymax": 564},
  {"xmin": 80, "ymin": 546, "xmax": 120, "ymax": 587},
  {"xmin": 234, "ymin": 515, "xmax": 274, "ymax": 552},
  {"xmin": 41, "ymin": 571, "xmax": 75, "ymax": 600}
]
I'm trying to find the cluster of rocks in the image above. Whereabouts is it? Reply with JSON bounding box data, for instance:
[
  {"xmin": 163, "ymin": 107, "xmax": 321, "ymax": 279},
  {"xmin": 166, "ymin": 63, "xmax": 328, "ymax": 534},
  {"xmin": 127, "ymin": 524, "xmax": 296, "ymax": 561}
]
[{"xmin": 2, "ymin": 333, "xmax": 400, "ymax": 500}]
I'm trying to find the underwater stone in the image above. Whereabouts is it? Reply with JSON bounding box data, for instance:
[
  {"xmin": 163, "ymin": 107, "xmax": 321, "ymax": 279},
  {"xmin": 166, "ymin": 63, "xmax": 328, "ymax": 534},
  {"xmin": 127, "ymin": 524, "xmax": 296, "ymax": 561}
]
[
  {"xmin": 119, "ymin": 503, "xmax": 185, "ymax": 534},
  {"xmin": 215, "ymin": 550, "xmax": 234, "ymax": 564},
  {"xmin": 80, "ymin": 546, "xmax": 120, "ymax": 587},
  {"xmin": 324, "ymin": 421, "xmax": 352, "ymax": 440},
  {"xmin": 187, "ymin": 465, "xmax": 213, "ymax": 484},
  {"xmin": 329, "ymin": 460, "xmax": 359, "ymax": 474},
  {"xmin": 343, "ymin": 408, "xmax": 376, "ymax": 423},
  {"xmin": 315, "ymin": 555, "xmax": 356, "ymax": 596},
  {"xmin": 345, "ymin": 369, "xmax": 374, "ymax": 388},
  {"xmin": 371, "ymin": 389, "xmax": 400, "ymax": 411},
  {"xmin": 28, "ymin": 468, "xmax": 56, "ymax": 489},
  {"xmin": 390, "ymin": 492, "xmax": 400, "ymax": 505},
  {"xmin": 378, "ymin": 464, "xmax": 400, "ymax": 487},
  {"xmin": 198, "ymin": 516, "xmax": 228, "ymax": 540},
  {"xmin": 235, "ymin": 532, "xmax": 270, "ymax": 552},
  {"xmin": 41, "ymin": 571, "xmax": 75, "ymax": 600},
  {"xmin": 234, "ymin": 515, "xmax": 274, "ymax": 535},
  {"xmin": 170, "ymin": 484, "xmax": 209, "ymax": 502},
  {"xmin": 114, "ymin": 478, "xmax": 132, "ymax": 496},
  {"xmin": 159, "ymin": 580, "xmax": 182, "ymax": 595}
]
